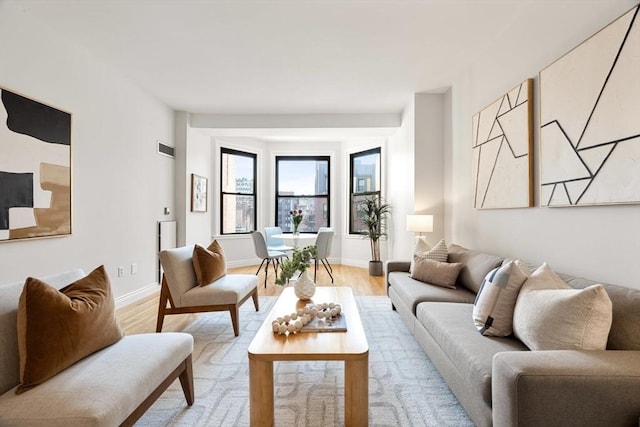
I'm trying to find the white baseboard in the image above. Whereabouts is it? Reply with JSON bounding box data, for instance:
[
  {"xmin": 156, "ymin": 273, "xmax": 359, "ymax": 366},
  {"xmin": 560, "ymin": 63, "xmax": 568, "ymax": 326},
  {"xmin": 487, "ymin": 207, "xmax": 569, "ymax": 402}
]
[
  {"xmin": 337, "ymin": 258, "xmax": 369, "ymax": 269},
  {"xmin": 115, "ymin": 282, "xmax": 160, "ymax": 309}
]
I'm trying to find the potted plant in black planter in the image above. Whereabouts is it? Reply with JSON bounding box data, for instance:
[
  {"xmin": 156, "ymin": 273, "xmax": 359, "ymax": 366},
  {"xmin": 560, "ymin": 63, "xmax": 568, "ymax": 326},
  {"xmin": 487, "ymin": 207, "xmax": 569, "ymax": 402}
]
[{"xmin": 359, "ymin": 196, "xmax": 391, "ymax": 276}]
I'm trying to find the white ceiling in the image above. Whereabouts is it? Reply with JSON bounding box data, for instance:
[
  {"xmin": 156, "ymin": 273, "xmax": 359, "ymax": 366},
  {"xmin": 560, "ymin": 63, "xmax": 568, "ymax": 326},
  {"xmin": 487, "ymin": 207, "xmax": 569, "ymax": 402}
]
[{"xmin": 6, "ymin": 0, "xmax": 636, "ymax": 117}]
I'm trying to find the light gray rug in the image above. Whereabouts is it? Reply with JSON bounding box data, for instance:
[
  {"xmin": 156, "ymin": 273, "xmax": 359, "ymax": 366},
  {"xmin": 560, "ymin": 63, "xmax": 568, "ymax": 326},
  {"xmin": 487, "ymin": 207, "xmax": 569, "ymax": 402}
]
[{"xmin": 136, "ymin": 296, "xmax": 474, "ymax": 426}]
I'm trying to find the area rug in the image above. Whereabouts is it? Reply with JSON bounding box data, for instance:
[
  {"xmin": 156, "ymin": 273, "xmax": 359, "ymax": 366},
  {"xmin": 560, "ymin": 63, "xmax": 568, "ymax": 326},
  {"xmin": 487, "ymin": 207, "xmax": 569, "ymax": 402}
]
[{"xmin": 136, "ymin": 296, "xmax": 474, "ymax": 426}]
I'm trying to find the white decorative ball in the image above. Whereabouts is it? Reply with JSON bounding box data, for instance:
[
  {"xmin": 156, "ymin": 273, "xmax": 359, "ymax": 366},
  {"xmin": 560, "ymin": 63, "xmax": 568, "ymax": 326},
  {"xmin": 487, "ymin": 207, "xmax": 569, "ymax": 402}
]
[
  {"xmin": 277, "ymin": 317, "xmax": 284, "ymax": 323},
  {"xmin": 310, "ymin": 308, "xmax": 318, "ymax": 317},
  {"xmin": 283, "ymin": 315, "xmax": 291, "ymax": 323},
  {"xmin": 291, "ymin": 312, "xmax": 298, "ymax": 320},
  {"xmin": 278, "ymin": 324, "xmax": 287, "ymax": 334},
  {"xmin": 272, "ymin": 323, "xmax": 280, "ymax": 332},
  {"xmin": 303, "ymin": 307, "xmax": 310, "ymax": 314},
  {"xmin": 287, "ymin": 323, "xmax": 296, "ymax": 333},
  {"xmin": 330, "ymin": 308, "xmax": 338, "ymax": 317},
  {"xmin": 297, "ymin": 308, "xmax": 304, "ymax": 316},
  {"xmin": 294, "ymin": 320, "xmax": 303, "ymax": 330},
  {"xmin": 329, "ymin": 302, "xmax": 335, "ymax": 309}
]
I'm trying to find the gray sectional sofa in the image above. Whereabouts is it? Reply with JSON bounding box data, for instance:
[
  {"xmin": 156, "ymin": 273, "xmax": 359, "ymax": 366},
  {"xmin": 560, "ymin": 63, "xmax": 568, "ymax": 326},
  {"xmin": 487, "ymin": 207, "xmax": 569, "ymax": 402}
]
[{"xmin": 387, "ymin": 243, "xmax": 640, "ymax": 427}]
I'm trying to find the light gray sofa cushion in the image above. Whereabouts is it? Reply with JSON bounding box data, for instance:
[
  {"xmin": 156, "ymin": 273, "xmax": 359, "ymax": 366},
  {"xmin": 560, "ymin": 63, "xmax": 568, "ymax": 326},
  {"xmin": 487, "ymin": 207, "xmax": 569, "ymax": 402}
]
[
  {"xmin": 0, "ymin": 333, "xmax": 193, "ymax": 427},
  {"xmin": 416, "ymin": 302, "xmax": 528, "ymax": 408},
  {"xmin": 388, "ymin": 271, "xmax": 476, "ymax": 314},
  {"xmin": 447, "ymin": 244, "xmax": 504, "ymax": 293}
]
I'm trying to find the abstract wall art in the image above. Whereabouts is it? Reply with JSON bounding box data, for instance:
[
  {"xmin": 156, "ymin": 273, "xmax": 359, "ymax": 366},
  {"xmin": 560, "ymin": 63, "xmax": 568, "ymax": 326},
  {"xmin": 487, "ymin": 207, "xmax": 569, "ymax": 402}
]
[
  {"xmin": 539, "ymin": 5, "xmax": 640, "ymax": 207},
  {"xmin": 0, "ymin": 87, "xmax": 71, "ymax": 241},
  {"xmin": 472, "ymin": 79, "xmax": 533, "ymax": 209}
]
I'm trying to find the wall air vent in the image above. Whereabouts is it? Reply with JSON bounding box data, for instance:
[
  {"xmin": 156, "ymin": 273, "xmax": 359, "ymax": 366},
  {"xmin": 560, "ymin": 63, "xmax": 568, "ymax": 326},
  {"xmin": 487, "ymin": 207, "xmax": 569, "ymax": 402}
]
[{"xmin": 157, "ymin": 140, "xmax": 175, "ymax": 158}]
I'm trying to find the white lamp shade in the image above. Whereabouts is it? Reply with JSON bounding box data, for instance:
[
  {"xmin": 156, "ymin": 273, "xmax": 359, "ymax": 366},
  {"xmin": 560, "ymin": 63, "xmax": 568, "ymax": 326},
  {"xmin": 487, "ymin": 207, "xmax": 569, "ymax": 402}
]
[{"xmin": 407, "ymin": 214, "xmax": 433, "ymax": 233}]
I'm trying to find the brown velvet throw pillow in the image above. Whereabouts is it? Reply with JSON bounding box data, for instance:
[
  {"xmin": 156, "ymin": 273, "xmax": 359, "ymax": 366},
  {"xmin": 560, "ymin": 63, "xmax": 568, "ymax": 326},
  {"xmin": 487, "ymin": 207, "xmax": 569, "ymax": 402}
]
[
  {"xmin": 16, "ymin": 265, "xmax": 123, "ymax": 394},
  {"xmin": 193, "ymin": 240, "xmax": 227, "ymax": 286},
  {"xmin": 411, "ymin": 255, "xmax": 463, "ymax": 289}
]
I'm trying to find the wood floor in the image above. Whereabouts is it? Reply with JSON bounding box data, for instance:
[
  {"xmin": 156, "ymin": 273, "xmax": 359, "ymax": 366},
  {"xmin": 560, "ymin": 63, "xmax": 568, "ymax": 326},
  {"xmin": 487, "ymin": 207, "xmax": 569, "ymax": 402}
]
[{"xmin": 116, "ymin": 263, "xmax": 386, "ymax": 335}]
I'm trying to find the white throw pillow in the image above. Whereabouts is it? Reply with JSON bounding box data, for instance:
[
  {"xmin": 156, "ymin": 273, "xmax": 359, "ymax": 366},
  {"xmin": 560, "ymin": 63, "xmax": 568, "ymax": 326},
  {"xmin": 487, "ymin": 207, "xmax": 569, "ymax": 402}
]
[
  {"xmin": 409, "ymin": 238, "xmax": 448, "ymax": 273},
  {"xmin": 473, "ymin": 260, "xmax": 530, "ymax": 337},
  {"xmin": 513, "ymin": 263, "xmax": 613, "ymax": 350}
]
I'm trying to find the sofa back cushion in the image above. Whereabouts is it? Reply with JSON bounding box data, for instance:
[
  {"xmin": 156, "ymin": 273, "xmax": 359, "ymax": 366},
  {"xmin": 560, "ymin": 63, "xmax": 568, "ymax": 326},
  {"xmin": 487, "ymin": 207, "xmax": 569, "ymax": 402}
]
[
  {"xmin": 560, "ymin": 273, "xmax": 640, "ymax": 350},
  {"xmin": 0, "ymin": 269, "xmax": 85, "ymax": 395},
  {"xmin": 447, "ymin": 244, "xmax": 504, "ymax": 293}
]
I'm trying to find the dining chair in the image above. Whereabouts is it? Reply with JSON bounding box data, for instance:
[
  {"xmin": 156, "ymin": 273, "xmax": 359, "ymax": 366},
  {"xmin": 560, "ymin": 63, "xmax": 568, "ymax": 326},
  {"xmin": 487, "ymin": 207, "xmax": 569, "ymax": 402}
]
[
  {"xmin": 251, "ymin": 231, "xmax": 288, "ymax": 288},
  {"xmin": 264, "ymin": 226, "xmax": 294, "ymax": 253},
  {"xmin": 313, "ymin": 228, "xmax": 334, "ymax": 283}
]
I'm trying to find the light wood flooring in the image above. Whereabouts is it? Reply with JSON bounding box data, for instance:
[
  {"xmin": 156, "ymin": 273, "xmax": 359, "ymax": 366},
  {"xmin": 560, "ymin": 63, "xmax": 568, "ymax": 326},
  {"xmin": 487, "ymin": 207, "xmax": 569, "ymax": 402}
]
[{"xmin": 116, "ymin": 263, "xmax": 386, "ymax": 335}]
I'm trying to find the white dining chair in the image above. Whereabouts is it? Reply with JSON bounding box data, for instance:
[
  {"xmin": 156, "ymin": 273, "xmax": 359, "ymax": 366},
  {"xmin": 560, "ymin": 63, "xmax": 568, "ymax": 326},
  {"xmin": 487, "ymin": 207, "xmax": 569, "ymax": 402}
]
[
  {"xmin": 264, "ymin": 226, "xmax": 294, "ymax": 252},
  {"xmin": 251, "ymin": 231, "xmax": 287, "ymax": 288},
  {"xmin": 313, "ymin": 228, "xmax": 334, "ymax": 283}
]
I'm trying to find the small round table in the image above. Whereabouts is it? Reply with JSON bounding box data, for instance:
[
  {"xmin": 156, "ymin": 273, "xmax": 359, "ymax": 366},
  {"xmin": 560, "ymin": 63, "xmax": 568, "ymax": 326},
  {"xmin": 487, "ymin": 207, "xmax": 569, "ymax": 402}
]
[{"xmin": 272, "ymin": 233, "xmax": 318, "ymax": 248}]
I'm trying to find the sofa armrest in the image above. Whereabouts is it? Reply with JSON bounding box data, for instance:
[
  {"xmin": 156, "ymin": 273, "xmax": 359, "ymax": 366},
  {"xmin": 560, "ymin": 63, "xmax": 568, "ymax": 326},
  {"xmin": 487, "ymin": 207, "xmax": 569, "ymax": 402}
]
[
  {"xmin": 492, "ymin": 350, "xmax": 640, "ymax": 427},
  {"xmin": 385, "ymin": 261, "xmax": 411, "ymax": 293}
]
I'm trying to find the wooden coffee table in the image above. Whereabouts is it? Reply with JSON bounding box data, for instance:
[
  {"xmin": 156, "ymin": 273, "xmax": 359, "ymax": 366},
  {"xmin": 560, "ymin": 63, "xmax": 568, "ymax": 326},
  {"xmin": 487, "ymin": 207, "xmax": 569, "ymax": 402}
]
[{"xmin": 248, "ymin": 286, "xmax": 369, "ymax": 426}]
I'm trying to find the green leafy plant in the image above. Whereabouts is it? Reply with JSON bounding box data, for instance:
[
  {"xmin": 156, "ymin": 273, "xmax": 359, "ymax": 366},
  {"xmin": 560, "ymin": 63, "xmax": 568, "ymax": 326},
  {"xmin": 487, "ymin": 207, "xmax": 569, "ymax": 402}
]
[
  {"xmin": 358, "ymin": 196, "xmax": 391, "ymax": 262},
  {"xmin": 275, "ymin": 245, "xmax": 317, "ymax": 285}
]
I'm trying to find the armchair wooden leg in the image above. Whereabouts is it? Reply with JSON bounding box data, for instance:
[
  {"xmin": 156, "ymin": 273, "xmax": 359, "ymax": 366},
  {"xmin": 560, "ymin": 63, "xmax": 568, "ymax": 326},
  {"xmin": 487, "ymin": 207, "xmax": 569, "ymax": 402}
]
[
  {"xmin": 251, "ymin": 288, "xmax": 260, "ymax": 311},
  {"xmin": 178, "ymin": 354, "xmax": 195, "ymax": 405},
  {"xmin": 230, "ymin": 304, "xmax": 240, "ymax": 336},
  {"xmin": 156, "ymin": 276, "xmax": 170, "ymax": 332}
]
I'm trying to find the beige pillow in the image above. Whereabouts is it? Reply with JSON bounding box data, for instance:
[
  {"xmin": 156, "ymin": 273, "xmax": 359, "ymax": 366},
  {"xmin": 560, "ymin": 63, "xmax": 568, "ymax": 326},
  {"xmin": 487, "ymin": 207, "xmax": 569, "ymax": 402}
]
[
  {"xmin": 513, "ymin": 263, "xmax": 613, "ymax": 350},
  {"xmin": 411, "ymin": 256, "xmax": 463, "ymax": 289},
  {"xmin": 17, "ymin": 266, "xmax": 123, "ymax": 394},
  {"xmin": 410, "ymin": 238, "xmax": 448, "ymax": 273},
  {"xmin": 193, "ymin": 240, "xmax": 227, "ymax": 286},
  {"xmin": 473, "ymin": 260, "xmax": 530, "ymax": 337}
]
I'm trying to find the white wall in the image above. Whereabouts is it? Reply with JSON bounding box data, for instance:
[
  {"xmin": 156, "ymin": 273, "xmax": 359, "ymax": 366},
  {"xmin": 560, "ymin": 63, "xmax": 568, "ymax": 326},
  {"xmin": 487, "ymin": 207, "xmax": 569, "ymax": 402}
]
[
  {"xmin": 184, "ymin": 126, "xmax": 212, "ymax": 246},
  {"xmin": 447, "ymin": 2, "xmax": 640, "ymax": 289},
  {"xmin": 0, "ymin": 6, "xmax": 175, "ymax": 302}
]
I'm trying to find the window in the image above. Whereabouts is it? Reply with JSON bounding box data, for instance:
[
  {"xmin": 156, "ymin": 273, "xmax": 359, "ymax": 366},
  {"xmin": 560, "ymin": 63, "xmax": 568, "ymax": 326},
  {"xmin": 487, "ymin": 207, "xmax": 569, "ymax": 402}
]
[
  {"xmin": 220, "ymin": 148, "xmax": 256, "ymax": 234},
  {"xmin": 349, "ymin": 147, "xmax": 381, "ymax": 234},
  {"xmin": 275, "ymin": 156, "xmax": 330, "ymax": 233}
]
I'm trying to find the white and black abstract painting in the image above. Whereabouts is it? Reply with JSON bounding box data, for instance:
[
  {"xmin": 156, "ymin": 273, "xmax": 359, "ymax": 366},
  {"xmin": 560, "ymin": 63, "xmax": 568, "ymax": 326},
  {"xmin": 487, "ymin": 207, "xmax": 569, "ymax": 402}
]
[
  {"xmin": 0, "ymin": 88, "xmax": 71, "ymax": 241},
  {"xmin": 472, "ymin": 79, "xmax": 533, "ymax": 209},
  {"xmin": 540, "ymin": 5, "xmax": 640, "ymax": 207}
]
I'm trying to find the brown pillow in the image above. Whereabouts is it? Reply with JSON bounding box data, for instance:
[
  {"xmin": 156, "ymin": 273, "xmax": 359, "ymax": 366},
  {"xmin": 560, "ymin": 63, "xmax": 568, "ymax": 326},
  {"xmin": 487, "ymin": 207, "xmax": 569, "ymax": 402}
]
[
  {"xmin": 193, "ymin": 240, "xmax": 227, "ymax": 286},
  {"xmin": 411, "ymin": 255, "xmax": 463, "ymax": 289},
  {"xmin": 16, "ymin": 265, "xmax": 123, "ymax": 394}
]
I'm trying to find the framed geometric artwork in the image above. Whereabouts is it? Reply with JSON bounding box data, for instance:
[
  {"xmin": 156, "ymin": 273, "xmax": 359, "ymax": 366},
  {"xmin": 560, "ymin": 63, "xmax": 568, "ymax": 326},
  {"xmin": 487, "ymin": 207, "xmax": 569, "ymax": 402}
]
[
  {"xmin": 539, "ymin": 5, "xmax": 639, "ymax": 207},
  {"xmin": 0, "ymin": 87, "xmax": 72, "ymax": 241},
  {"xmin": 472, "ymin": 79, "xmax": 534, "ymax": 209},
  {"xmin": 190, "ymin": 173, "xmax": 208, "ymax": 212}
]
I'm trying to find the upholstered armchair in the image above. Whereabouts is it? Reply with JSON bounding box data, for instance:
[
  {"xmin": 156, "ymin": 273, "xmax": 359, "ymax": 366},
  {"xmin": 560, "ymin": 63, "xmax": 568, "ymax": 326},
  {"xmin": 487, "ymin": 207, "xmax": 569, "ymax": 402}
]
[{"xmin": 158, "ymin": 245, "xmax": 259, "ymax": 336}]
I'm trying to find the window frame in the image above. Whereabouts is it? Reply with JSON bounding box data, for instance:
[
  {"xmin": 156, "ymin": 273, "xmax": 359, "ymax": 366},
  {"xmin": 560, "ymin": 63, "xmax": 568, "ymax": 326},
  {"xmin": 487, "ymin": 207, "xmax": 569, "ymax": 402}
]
[
  {"xmin": 349, "ymin": 147, "xmax": 381, "ymax": 235},
  {"xmin": 220, "ymin": 147, "xmax": 257, "ymax": 235},
  {"xmin": 275, "ymin": 155, "xmax": 331, "ymax": 233}
]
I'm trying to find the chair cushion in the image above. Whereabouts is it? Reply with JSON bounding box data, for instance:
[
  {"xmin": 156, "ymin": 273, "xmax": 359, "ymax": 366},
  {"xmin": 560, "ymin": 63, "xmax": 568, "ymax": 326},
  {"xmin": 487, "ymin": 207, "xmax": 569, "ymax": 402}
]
[
  {"xmin": 159, "ymin": 245, "xmax": 198, "ymax": 306},
  {"xmin": 181, "ymin": 274, "xmax": 258, "ymax": 306},
  {"xmin": 192, "ymin": 240, "xmax": 227, "ymax": 286},
  {"xmin": 16, "ymin": 266, "xmax": 123, "ymax": 394}
]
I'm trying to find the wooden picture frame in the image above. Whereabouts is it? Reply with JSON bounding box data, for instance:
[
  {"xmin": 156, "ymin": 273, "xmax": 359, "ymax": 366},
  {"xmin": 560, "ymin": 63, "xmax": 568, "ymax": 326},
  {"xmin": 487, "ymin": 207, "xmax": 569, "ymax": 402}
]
[
  {"xmin": 472, "ymin": 79, "xmax": 534, "ymax": 209},
  {"xmin": 191, "ymin": 173, "xmax": 208, "ymax": 212}
]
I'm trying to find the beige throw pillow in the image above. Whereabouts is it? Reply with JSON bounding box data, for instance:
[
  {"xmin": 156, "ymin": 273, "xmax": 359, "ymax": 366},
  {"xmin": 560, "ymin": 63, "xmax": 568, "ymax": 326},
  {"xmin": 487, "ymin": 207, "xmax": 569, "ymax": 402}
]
[
  {"xmin": 410, "ymin": 238, "xmax": 448, "ymax": 273},
  {"xmin": 192, "ymin": 240, "xmax": 227, "ymax": 286},
  {"xmin": 513, "ymin": 263, "xmax": 613, "ymax": 350},
  {"xmin": 411, "ymin": 256, "xmax": 463, "ymax": 289},
  {"xmin": 17, "ymin": 266, "xmax": 123, "ymax": 394},
  {"xmin": 473, "ymin": 260, "xmax": 530, "ymax": 337}
]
